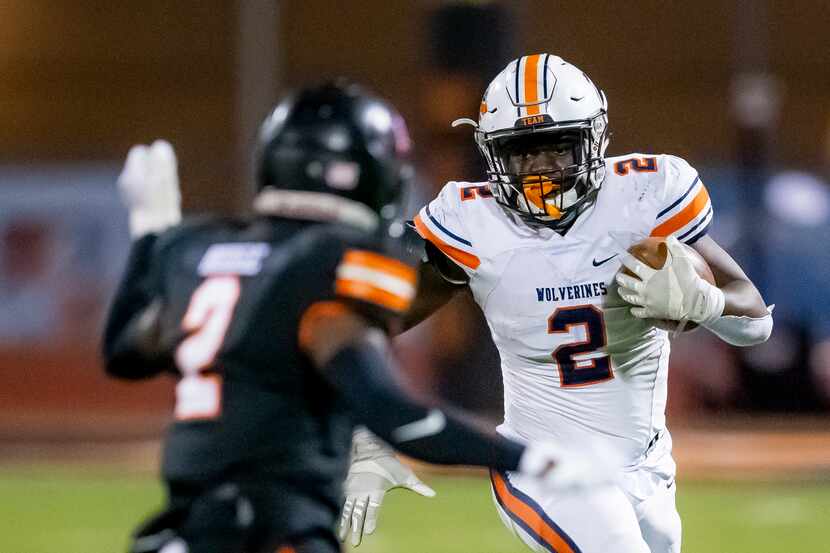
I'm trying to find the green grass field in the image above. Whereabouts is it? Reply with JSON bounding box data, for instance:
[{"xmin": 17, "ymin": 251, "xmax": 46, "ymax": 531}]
[{"xmin": 1, "ymin": 464, "xmax": 828, "ymax": 553}]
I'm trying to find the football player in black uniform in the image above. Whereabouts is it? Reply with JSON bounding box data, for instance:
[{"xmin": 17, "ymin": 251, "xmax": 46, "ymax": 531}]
[{"xmin": 103, "ymin": 83, "xmax": 607, "ymax": 553}]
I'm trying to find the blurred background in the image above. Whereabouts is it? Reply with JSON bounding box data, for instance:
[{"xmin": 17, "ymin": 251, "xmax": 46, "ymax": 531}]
[{"xmin": 1, "ymin": 1, "xmax": 829, "ymax": 552}]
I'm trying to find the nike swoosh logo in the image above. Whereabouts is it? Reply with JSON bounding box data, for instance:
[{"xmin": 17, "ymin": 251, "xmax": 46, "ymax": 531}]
[
  {"xmin": 592, "ymin": 254, "xmax": 618, "ymax": 267},
  {"xmin": 392, "ymin": 409, "xmax": 447, "ymax": 443},
  {"xmin": 666, "ymin": 478, "xmax": 675, "ymax": 489}
]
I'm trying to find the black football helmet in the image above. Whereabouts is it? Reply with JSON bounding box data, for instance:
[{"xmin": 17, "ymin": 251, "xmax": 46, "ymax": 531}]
[{"xmin": 255, "ymin": 81, "xmax": 413, "ymax": 229}]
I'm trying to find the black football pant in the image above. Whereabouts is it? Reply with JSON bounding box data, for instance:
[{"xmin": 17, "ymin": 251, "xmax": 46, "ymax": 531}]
[{"xmin": 129, "ymin": 480, "xmax": 339, "ymax": 553}]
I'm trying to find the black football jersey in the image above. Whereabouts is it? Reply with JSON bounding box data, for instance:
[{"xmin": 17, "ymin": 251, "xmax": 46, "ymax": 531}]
[{"xmin": 104, "ymin": 215, "xmax": 417, "ymax": 510}]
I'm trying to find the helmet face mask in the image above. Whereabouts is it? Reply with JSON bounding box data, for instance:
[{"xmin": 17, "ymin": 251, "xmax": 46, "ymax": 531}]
[
  {"xmin": 496, "ymin": 130, "xmax": 580, "ymax": 178},
  {"xmin": 469, "ymin": 54, "xmax": 610, "ymax": 231}
]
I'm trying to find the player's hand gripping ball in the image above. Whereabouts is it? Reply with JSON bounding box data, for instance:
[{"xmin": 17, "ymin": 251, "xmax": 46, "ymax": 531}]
[{"xmin": 617, "ymin": 236, "xmax": 716, "ymax": 332}]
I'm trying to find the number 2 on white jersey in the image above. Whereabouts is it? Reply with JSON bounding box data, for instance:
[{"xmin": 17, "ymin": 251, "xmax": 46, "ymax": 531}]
[
  {"xmin": 174, "ymin": 276, "xmax": 241, "ymax": 420},
  {"xmin": 548, "ymin": 305, "xmax": 613, "ymax": 387}
]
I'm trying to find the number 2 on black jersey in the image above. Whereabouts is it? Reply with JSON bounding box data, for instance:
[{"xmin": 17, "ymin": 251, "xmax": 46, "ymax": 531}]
[
  {"xmin": 548, "ymin": 305, "xmax": 613, "ymax": 387},
  {"xmin": 174, "ymin": 276, "xmax": 241, "ymax": 420}
]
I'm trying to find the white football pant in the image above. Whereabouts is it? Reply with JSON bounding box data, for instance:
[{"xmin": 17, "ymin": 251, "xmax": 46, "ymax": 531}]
[{"xmin": 490, "ymin": 432, "xmax": 680, "ymax": 553}]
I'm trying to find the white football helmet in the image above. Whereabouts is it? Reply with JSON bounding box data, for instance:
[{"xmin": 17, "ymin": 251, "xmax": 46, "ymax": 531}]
[{"xmin": 455, "ymin": 54, "xmax": 610, "ymax": 230}]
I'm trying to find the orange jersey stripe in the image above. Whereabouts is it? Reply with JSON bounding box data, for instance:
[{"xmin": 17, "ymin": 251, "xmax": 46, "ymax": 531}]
[
  {"xmin": 524, "ymin": 54, "xmax": 542, "ymax": 115},
  {"xmin": 298, "ymin": 301, "xmax": 351, "ymax": 350},
  {"xmin": 413, "ymin": 214, "xmax": 480, "ymax": 270},
  {"xmin": 491, "ymin": 471, "xmax": 578, "ymax": 553},
  {"xmin": 651, "ymin": 185, "xmax": 710, "ymax": 237},
  {"xmin": 343, "ymin": 249, "xmax": 416, "ymax": 285},
  {"xmin": 335, "ymin": 279, "xmax": 411, "ymax": 312}
]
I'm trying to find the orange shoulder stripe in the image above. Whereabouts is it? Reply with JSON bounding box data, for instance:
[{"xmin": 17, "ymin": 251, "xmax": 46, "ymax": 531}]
[
  {"xmin": 343, "ymin": 249, "xmax": 416, "ymax": 284},
  {"xmin": 335, "ymin": 279, "xmax": 411, "ymax": 313},
  {"xmin": 651, "ymin": 185, "xmax": 710, "ymax": 237},
  {"xmin": 413, "ymin": 214, "xmax": 480, "ymax": 270},
  {"xmin": 491, "ymin": 471, "xmax": 578, "ymax": 553}
]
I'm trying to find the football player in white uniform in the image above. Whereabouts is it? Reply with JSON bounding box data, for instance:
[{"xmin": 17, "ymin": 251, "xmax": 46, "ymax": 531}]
[{"xmin": 339, "ymin": 54, "xmax": 773, "ymax": 553}]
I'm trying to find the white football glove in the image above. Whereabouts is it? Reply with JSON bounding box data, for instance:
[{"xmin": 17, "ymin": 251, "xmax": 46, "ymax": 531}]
[
  {"xmin": 117, "ymin": 139, "xmax": 182, "ymax": 238},
  {"xmin": 615, "ymin": 236, "xmax": 724, "ymax": 325},
  {"xmin": 519, "ymin": 440, "xmax": 622, "ymax": 491},
  {"xmin": 338, "ymin": 428, "xmax": 435, "ymax": 547}
]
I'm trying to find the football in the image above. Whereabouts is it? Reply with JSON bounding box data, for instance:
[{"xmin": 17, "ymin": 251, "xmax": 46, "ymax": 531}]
[{"xmin": 622, "ymin": 236, "xmax": 716, "ymax": 331}]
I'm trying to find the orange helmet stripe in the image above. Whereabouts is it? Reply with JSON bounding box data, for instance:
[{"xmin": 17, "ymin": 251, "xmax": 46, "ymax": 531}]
[{"xmin": 523, "ymin": 54, "xmax": 542, "ymax": 115}]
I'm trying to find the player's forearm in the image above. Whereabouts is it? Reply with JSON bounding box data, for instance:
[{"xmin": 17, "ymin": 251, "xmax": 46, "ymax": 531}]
[
  {"xmin": 373, "ymin": 398, "xmax": 524, "ymax": 471},
  {"xmin": 104, "ymin": 299, "xmax": 174, "ymax": 378},
  {"xmin": 688, "ymin": 235, "xmax": 772, "ymax": 345},
  {"xmin": 717, "ymin": 276, "xmax": 766, "ymax": 318},
  {"xmin": 704, "ymin": 278, "xmax": 772, "ymax": 346},
  {"xmin": 399, "ymin": 260, "xmax": 464, "ymax": 333},
  {"xmin": 102, "ymin": 234, "xmax": 169, "ymax": 378},
  {"xmin": 103, "ymin": 234, "xmax": 157, "ymax": 347},
  {"xmin": 400, "ymin": 282, "xmax": 459, "ymax": 332},
  {"xmin": 321, "ymin": 339, "xmax": 524, "ymax": 470}
]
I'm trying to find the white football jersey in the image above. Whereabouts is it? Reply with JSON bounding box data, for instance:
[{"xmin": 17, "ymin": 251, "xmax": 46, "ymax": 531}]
[{"xmin": 414, "ymin": 154, "xmax": 713, "ymax": 464}]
